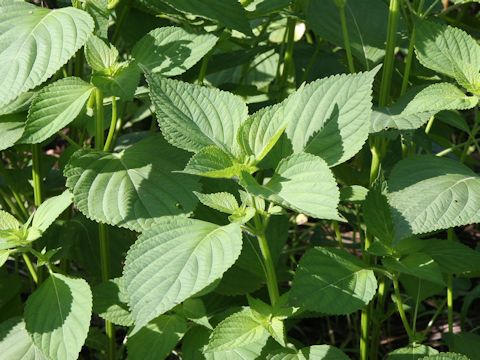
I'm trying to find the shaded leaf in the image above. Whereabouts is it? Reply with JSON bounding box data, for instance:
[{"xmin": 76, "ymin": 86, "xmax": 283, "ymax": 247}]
[
  {"xmin": 133, "ymin": 26, "xmax": 217, "ymax": 76},
  {"xmin": 127, "ymin": 315, "xmax": 187, "ymax": 360},
  {"xmin": 24, "ymin": 273, "xmax": 92, "ymax": 360},
  {"xmin": 290, "ymin": 247, "xmax": 377, "ymax": 314}
]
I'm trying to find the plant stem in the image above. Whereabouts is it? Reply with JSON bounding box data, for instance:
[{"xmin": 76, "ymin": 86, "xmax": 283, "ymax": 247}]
[
  {"xmin": 22, "ymin": 253, "xmax": 38, "ymax": 284},
  {"xmin": 279, "ymin": 17, "xmax": 296, "ymax": 93},
  {"xmin": 95, "ymin": 88, "xmax": 115, "ymax": 360},
  {"xmin": 338, "ymin": 3, "xmax": 355, "ymax": 73},
  {"xmin": 400, "ymin": 28, "xmax": 415, "ymax": 96},
  {"xmin": 104, "ymin": 97, "xmax": 118, "ymax": 152},
  {"xmin": 95, "ymin": 89, "xmax": 105, "ymax": 151},
  {"xmin": 360, "ymin": 233, "xmax": 372, "ymax": 360},
  {"xmin": 31, "ymin": 144, "xmax": 43, "ymax": 207},
  {"xmin": 379, "ymin": 0, "xmax": 400, "ymax": 107},
  {"xmin": 197, "ymin": 51, "xmax": 212, "ymax": 85},
  {"xmin": 447, "ymin": 228, "xmax": 454, "ymax": 335},
  {"xmin": 370, "ymin": 277, "xmax": 388, "ymax": 359},
  {"xmin": 112, "ymin": 0, "xmax": 130, "ymax": 45},
  {"xmin": 392, "ymin": 275, "xmax": 414, "ymax": 340},
  {"xmin": 333, "ymin": 221, "xmax": 344, "ymax": 249},
  {"xmin": 253, "ymin": 215, "xmax": 280, "ymax": 306},
  {"xmin": 369, "ymin": 138, "xmax": 382, "ymax": 184}
]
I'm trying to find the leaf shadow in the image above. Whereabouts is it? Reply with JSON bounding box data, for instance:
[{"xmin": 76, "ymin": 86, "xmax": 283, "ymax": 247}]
[
  {"xmin": 304, "ymin": 104, "xmax": 344, "ymax": 166},
  {"xmin": 26, "ymin": 275, "xmax": 73, "ymax": 333},
  {"xmin": 138, "ymin": 38, "xmax": 193, "ymax": 75}
]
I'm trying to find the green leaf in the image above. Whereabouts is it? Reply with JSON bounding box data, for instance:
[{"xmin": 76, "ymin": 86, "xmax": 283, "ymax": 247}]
[
  {"xmin": 205, "ymin": 307, "xmax": 269, "ymax": 358},
  {"xmin": 0, "ymin": 1, "xmax": 94, "ymax": 107},
  {"xmin": 32, "ymin": 190, "xmax": 73, "ymax": 233},
  {"xmin": 91, "ymin": 60, "xmax": 141, "ymax": 101},
  {"xmin": 184, "ymin": 146, "xmax": 257, "ymax": 179},
  {"xmin": 371, "ymin": 83, "xmax": 478, "ymax": 132},
  {"xmin": 19, "ymin": 77, "xmax": 95, "ymax": 144},
  {"xmin": 241, "ymin": 153, "xmax": 341, "ymax": 220},
  {"xmin": 133, "ymin": 26, "xmax": 218, "ymax": 76},
  {"xmin": 419, "ymin": 240, "xmax": 480, "ymax": 275},
  {"xmin": 415, "ymin": 20, "xmax": 480, "ymax": 93},
  {"xmin": 306, "ymin": 0, "xmax": 397, "ymax": 68},
  {"xmin": 444, "ymin": 332, "xmax": 480, "ymax": 360},
  {"xmin": 387, "ymin": 345, "xmax": 439, "ymax": 360},
  {"xmin": 194, "ymin": 191, "xmax": 239, "ymax": 214},
  {"xmin": 0, "ymin": 210, "xmax": 20, "ymax": 230},
  {"xmin": 420, "ymin": 353, "xmax": 470, "ymax": 360},
  {"xmin": 84, "ymin": 0, "xmax": 109, "ymax": 38},
  {"xmin": 0, "ymin": 317, "xmax": 46, "ymax": 360},
  {"xmin": 290, "ymin": 247, "xmax": 377, "ymax": 314},
  {"xmin": 340, "ymin": 185, "xmax": 368, "ymax": 203},
  {"xmin": 147, "ymin": 74, "xmax": 248, "ymax": 154},
  {"xmin": 383, "ymin": 253, "xmax": 445, "ymax": 285},
  {"xmin": 84, "ymin": 35, "xmax": 118, "ymax": 72},
  {"xmin": 24, "ymin": 273, "xmax": 92, "ymax": 360},
  {"xmin": 364, "ymin": 181, "xmax": 395, "ymax": 248},
  {"xmin": 268, "ymin": 345, "xmax": 350, "ymax": 360},
  {"xmin": 0, "ymin": 92, "xmax": 34, "ymax": 116},
  {"xmin": 92, "ymin": 278, "xmax": 132, "ymax": 327},
  {"xmin": 64, "ymin": 135, "xmax": 200, "ymax": 232},
  {"xmin": 0, "ymin": 250, "xmax": 10, "ymax": 267},
  {"xmin": 284, "ymin": 68, "xmax": 379, "ymax": 166},
  {"xmin": 387, "ymin": 155, "xmax": 480, "ymax": 240},
  {"xmin": 181, "ymin": 298, "xmax": 212, "ymax": 330},
  {"xmin": 127, "ymin": 315, "xmax": 187, "ymax": 360},
  {"xmin": 0, "ymin": 113, "xmax": 25, "ymax": 151},
  {"xmin": 123, "ymin": 217, "xmax": 243, "ymax": 332},
  {"xmin": 159, "ymin": 0, "xmax": 252, "ymax": 35},
  {"xmin": 237, "ymin": 102, "xmax": 290, "ymax": 163}
]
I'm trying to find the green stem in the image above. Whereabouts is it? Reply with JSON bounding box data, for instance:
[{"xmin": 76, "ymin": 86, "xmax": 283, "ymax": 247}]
[
  {"xmin": 95, "ymin": 88, "xmax": 115, "ymax": 360},
  {"xmin": 360, "ymin": 233, "xmax": 372, "ymax": 360},
  {"xmin": 31, "ymin": 144, "xmax": 43, "ymax": 207},
  {"xmin": 22, "ymin": 253, "xmax": 38, "ymax": 284},
  {"xmin": 112, "ymin": 0, "xmax": 130, "ymax": 45},
  {"xmin": 0, "ymin": 188, "xmax": 23, "ymax": 221},
  {"xmin": 333, "ymin": 221, "xmax": 343, "ymax": 248},
  {"xmin": 400, "ymin": 28, "xmax": 415, "ymax": 96},
  {"xmin": 95, "ymin": 89, "xmax": 105, "ymax": 150},
  {"xmin": 425, "ymin": 116, "xmax": 435, "ymax": 134},
  {"xmin": 104, "ymin": 97, "xmax": 118, "ymax": 152},
  {"xmin": 369, "ymin": 138, "xmax": 382, "ymax": 184},
  {"xmin": 461, "ymin": 109, "xmax": 479, "ymax": 162},
  {"xmin": 338, "ymin": 3, "xmax": 355, "ymax": 73},
  {"xmin": 447, "ymin": 228, "xmax": 454, "ymax": 335},
  {"xmin": 10, "ymin": 189, "xmax": 28, "ymax": 220},
  {"xmin": 197, "ymin": 51, "xmax": 212, "ymax": 85},
  {"xmin": 393, "ymin": 275, "xmax": 414, "ymax": 340},
  {"xmin": 75, "ymin": 50, "xmax": 84, "ymax": 79},
  {"xmin": 412, "ymin": 279, "xmax": 422, "ymax": 335},
  {"xmin": 254, "ymin": 215, "xmax": 280, "ymax": 306},
  {"xmin": 379, "ymin": 0, "xmax": 401, "ymax": 107},
  {"xmin": 360, "ymin": 306, "xmax": 370, "ymax": 360},
  {"xmin": 301, "ymin": 39, "xmax": 321, "ymax": 83},
  {"xmin": 370, "ymin": 277, "xmax": 388, "ymax": 360},
  {"xmin": 279, "ymin": 17, "xmax": 296, "ymax": 92}
]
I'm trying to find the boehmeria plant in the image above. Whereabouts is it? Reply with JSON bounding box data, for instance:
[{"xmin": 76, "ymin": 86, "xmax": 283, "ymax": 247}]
[{"xmin": 0, "ymin": 0, "xmax": 479, "ymax": 359}]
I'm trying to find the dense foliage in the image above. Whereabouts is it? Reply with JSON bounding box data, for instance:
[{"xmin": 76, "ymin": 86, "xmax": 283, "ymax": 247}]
[{"xmin": 0, "ymin": 0, "xmax": 480, "ymax": 359}]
